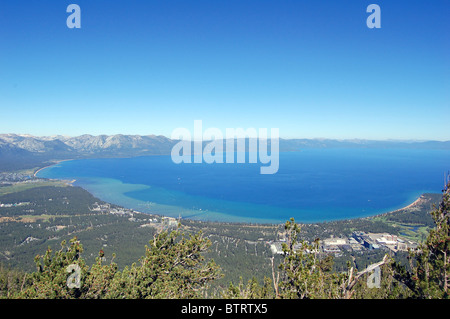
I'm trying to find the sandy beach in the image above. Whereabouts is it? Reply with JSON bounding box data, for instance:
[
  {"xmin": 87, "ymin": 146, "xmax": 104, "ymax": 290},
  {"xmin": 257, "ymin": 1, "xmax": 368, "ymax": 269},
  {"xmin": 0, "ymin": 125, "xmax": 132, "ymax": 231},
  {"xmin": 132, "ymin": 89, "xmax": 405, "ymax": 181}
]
[
  {"xmin": 391, "ymin": 195, "xmax": 427, "ymax": 213},
  {"xmin": 33, "ymin": 159, "xmax": 73, "ymax": 177}
]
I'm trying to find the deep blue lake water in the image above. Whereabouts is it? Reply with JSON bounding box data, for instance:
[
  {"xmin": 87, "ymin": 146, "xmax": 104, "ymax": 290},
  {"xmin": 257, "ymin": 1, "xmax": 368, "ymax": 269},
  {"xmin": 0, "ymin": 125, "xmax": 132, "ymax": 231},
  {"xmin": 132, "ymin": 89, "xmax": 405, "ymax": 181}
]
[{"xmin": 36, "ymin": 149, "xmax": 450, "ymax": 223}]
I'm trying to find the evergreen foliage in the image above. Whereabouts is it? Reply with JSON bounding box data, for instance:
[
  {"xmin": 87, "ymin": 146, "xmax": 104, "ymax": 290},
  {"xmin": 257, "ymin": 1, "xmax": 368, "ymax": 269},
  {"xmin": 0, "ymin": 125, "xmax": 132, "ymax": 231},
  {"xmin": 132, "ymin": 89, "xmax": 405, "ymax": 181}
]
[
  {"xmin": 106, "ymin": 227, "xmax": 222, "ymax": 299},
  {"xmin": 275, "ymin": 219, "xmax": 347, "ymax": 299},
  {"xmin": 0, "ymin": 185, "xmax": 448, "ymax": 299},
  {"xmin": 7, "ymin": 227, "xmax": 221, "ymax": 299},
  {"xmin": 391, "ymin": 181, "xmax": 450, "ymax": 298}
]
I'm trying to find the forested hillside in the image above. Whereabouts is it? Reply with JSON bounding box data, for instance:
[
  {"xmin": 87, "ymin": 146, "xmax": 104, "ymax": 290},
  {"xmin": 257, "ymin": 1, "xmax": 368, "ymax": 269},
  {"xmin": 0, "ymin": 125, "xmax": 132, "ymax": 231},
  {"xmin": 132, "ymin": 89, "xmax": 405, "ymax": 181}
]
[{"xmin": 0, "ymin": 181, "xmax": 448, "ymax": 299}]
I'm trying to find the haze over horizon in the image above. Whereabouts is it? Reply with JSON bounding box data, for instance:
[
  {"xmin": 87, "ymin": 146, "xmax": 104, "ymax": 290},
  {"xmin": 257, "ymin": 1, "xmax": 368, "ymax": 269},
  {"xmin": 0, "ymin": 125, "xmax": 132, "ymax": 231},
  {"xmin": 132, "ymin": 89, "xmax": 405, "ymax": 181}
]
[
  {"xmin": 1, "ymin": 1, "xmax": 448, "ymax": 140},
  {"xmin": 1, "ymin": 132, "xmax": 449, "ymax": 144}
]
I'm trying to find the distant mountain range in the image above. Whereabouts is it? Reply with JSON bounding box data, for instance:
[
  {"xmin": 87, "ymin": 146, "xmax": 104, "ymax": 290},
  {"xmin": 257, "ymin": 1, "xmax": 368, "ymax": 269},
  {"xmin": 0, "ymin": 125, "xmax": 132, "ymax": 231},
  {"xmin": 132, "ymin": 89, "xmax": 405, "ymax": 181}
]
[
  {"xmin": 0, "ymin": 133, "xmax": 449, "ymax": 171},
  {"xmin": 0, "ymin": 133, "xmax": 176, "ymax": 156},
  {"xmin": 0, "ymin": 134, "xmax": 177, "ymax": 171}
]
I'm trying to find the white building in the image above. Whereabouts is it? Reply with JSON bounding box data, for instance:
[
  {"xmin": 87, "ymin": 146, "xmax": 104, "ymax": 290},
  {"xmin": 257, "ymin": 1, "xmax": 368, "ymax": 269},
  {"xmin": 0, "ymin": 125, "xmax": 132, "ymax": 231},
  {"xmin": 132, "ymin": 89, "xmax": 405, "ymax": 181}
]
[{"xmin": 323, "ymin": 237, "xmax": 347, "ymax": 246}]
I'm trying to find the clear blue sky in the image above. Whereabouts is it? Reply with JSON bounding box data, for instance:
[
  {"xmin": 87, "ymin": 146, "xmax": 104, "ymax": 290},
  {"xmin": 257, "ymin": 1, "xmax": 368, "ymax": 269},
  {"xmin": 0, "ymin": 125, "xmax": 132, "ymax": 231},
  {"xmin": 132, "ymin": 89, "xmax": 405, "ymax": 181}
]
[{"xmin": 0, "ymin": 1, "xmax": 448, "ymax": 140}]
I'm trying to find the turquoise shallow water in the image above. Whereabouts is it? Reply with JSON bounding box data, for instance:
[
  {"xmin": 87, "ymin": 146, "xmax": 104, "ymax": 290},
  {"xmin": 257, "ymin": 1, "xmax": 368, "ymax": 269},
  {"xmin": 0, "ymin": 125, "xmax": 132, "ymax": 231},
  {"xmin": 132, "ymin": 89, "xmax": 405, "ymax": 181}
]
[{"xmin": 36, "ymin": 149, "xmax": 450, "ymax": 223}]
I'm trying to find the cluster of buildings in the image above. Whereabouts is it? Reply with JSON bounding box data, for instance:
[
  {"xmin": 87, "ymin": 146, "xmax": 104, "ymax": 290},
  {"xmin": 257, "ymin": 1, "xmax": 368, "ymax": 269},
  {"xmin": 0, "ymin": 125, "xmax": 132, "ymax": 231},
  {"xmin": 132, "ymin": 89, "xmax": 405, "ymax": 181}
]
[
  {"xmin": 351, "ymin": 232, "xmax": 416, "ymax": 252},
  {"xmin": 140, "ymin": 216, "xmax": 179, "ymax": 232},
  {"xmin": 0, "ymin": 201, "xmax": 30, "ymax": 208},
  {"xmin": 91, "ymin": 202, "xmax": 179, "ymax": 232},
  {"xmin": 269, "ymin": 231, "xmax": 417, "ymax": 256},
  {"xmin": 91, "ymin": 202, "xmax": 135, "ymax": 218},
  {"xmin": 0, "ymin": 172, "xmax": 35, "ymax": 183},
  {"xmin": 321, "ymin": 232, "xmax": 417, "ymax": 256},
  {"xmin": 321, "ymin": 232, "xmax": 418, "ymax": 256}
]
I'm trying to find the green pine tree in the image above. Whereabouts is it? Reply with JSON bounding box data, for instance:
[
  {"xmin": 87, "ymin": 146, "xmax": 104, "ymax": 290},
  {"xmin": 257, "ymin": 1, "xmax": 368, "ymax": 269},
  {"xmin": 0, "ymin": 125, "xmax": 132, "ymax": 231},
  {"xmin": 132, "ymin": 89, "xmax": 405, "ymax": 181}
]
[
  {"xmin": 391, "ymin": 180, "xmax": 450, "ymax": 298},
  {"xmin": 106, "ymin": 226, "xmax": 222, "ymax": 299},
  {"xmin": 275, "ymin": 218, "xmax": 346, "ymax": 299}
]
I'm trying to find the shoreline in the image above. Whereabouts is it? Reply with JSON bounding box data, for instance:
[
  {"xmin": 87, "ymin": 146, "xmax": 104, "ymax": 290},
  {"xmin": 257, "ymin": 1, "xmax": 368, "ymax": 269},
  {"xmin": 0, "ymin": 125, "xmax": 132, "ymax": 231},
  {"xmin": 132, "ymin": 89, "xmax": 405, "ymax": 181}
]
[
  {"xmin": 33, "ymin": 159, "xmax": 74, "ymax": 177},
  {"xmin": 43, "ymin": 181, "xmax": 434, "ymax": 226},
  {"xmin": 30, "ymin": 160, "xmax": 436, "ymax": 225},
  {"xmin": 390, "ymin": 195, "xmax": 426, "ymax": 213},
  {"xmin": 370, "ymin": 194, "xmax": 430, "ymax": 220}
]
